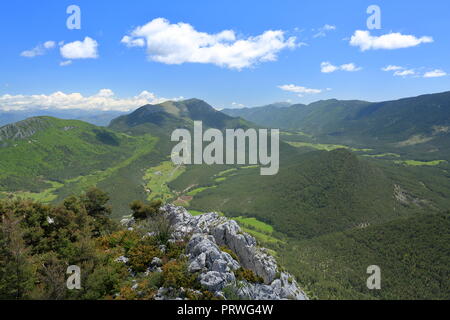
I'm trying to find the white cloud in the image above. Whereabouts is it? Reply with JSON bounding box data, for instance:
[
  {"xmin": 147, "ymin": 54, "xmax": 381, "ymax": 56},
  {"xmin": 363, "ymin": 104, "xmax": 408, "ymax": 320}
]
[
  {"xmin": 313, "ymin": 24, "xmax": 336, "ymax": 38},
  {"xmin": 121, "ymin": 36, "xmax": 145, "ymax": 47},
  {"xmin": 383, "ymin": 65, "xmax": 446, "ymax": 78},
  {"xmin": 0, "ymin": 89, "xmax": 182, "ymax": 112},
  {"xmin": 121, "ymin": 18, "xmax": 297, "ymax": 69},
  {"xmin": 60, "ymin": 37, "xmax": 99, "ymax": 59},
  {"xmin": 393, "ymin": 69, "xmax": 416, "ymax": 77},
  {"xmin": 21, "ymin": 41, "xmax": 56, "ymax": 58},
  {"xmin": 382, "ymin": 65, "xmax": 403, "ymax": 72},
  {"xmin": 340, "ymin": 63, "xmax": 362, "ymax": 72},
  {"xmin": 321, "ymin": 61, "xmax": 362, "ymax": 73},
  {"xmin": 278, "ymin": 84, "xmax": 322, "ymax": 95},
  {"xmin": 44, "ymin": 41, "xmax": 56, "ymax": 49},
  {"xmin": 350, "ymin": 30, "xmax": 433, "ymax": 51},
  {"xmin": 423, "ymin": 69, "xmax": 447, "ymax": 78},
  {"xmin": 231, "ymin": 102, "xmax": 245, "ymax": 108},
  {"xmin": 320, "ymin": 62, "xmax": 338, "ymax": 73},
  {"xmin": 59, "ymin": 60, "xmax": 72, "ymax": 67}
]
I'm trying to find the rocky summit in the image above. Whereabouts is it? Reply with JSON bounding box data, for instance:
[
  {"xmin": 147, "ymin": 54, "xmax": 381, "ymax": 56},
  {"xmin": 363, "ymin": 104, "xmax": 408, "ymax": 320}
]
[{"xmin": 155, "ymin": 204, "xmax": 308, "ymax": 300}]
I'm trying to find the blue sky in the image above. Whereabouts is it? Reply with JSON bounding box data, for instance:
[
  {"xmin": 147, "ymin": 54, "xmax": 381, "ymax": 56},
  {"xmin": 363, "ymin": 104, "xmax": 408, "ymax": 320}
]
[{"xmin": 0, "ymin": 0, "xmax": 449, "ymax": 111}]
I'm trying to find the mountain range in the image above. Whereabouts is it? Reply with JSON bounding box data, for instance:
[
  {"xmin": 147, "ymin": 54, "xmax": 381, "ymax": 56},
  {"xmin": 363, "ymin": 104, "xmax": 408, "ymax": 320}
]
[
  {"xmin": 0, "ymin": 91, "xmax": 449, "ymax": 299},
  {"xmin": 223, "ymin": 91, "xmax": 450, "ymax": 160}
]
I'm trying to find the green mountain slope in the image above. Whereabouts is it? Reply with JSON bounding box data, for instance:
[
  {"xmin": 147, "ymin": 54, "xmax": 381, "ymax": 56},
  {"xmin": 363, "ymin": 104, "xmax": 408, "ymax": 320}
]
[
  {"xmin": 0, "ymin": 117, "xmax": 159, "ymax": 212},
  {"xmin": 168, "ymin": 147, "xmax": 450, "ymax": 299},
  {"xmin": 110, "ymin": 98, "xmax": 249, "ymax": 135},
  {"xmin": 0, "ymin": 96, "xmax": 449, "ymax": 300},
  {"xmin": 223, "ymin": 91, "xmax": 450, "ymax": 159},
  {"xmin": 281, "ymin": 211, "xmax": 450, "ymax": 300},
  {"xmin": 171, "ymin": 149, "xmax": 444, "ymax": 239}
]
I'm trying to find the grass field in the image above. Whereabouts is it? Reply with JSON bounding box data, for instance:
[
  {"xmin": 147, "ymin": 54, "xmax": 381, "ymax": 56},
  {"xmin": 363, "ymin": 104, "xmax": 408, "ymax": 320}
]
[
  {"xmin": 144, "ymin": 161, "xmax": 186, "ymax": 201},
  {"xmin": 394, "ymin": 159, "xmax": 447, "ymax": 166},
  {"xmin": 187, "ymin": 186, "xmax": 217, "ymax": 196},
  {"xmin": 3, "ymin": 180, "xmax": 63, "ymax": 202},
  {"xmin": 286, "ymin": 141, "xmax": 372, "ymax": 152}
]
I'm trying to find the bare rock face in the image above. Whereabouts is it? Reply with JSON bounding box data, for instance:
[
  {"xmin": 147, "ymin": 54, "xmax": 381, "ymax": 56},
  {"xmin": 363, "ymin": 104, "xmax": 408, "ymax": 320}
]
[
  {"xmin": 0, "ymin": 117, "xmax": 51, "ymax": 142},
  {"xmin": 162, "ymin": 204, "xmax": 308, "ymax": 300}
]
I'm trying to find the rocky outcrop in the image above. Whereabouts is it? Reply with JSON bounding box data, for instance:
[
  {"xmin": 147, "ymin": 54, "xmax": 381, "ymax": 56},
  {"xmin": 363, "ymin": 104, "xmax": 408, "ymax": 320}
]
[
  {"xmin": 161, "ymin": 204, "xmax": 308, "ymax": 300},
  {"xmin": 0, "ymin": 117, "xmax": 51, "ymax": 141}
]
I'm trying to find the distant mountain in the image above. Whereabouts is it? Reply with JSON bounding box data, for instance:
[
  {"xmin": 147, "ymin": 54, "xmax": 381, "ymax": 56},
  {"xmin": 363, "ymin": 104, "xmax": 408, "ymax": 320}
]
[
  {"xmin": 0, "ymin": 99, "xmax": 257, "ymax": 215},
  {"xmin": 0, "ymin": 109, "xmax": 127, "ymax": 127},
  {"xmin": 0, "ymin": 116, "xmax": 158, "ymax": 201},
  {"xmin": 109, "ymin": 98, "xmax": 251, "ymax": 135},
  {"xmin": 222, "ymin": 91, "xmax": 450, "ymax": 159}
]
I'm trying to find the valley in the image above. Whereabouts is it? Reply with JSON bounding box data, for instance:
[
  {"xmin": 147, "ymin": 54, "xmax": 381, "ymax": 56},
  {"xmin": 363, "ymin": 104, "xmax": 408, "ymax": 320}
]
[{"xmin": 1, "ymin": 93, "xmax": 449, "ymax": 299}]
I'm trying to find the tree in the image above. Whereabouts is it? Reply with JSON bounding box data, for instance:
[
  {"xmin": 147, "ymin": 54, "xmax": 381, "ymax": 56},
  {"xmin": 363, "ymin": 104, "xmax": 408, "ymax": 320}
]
[
  {"xmin": 0, "ymin": 212, "xmax": 35, "ymax": 299},
  {"xmin": 81, "ymin": 187, "xmax": 116, "ymax": 236}
]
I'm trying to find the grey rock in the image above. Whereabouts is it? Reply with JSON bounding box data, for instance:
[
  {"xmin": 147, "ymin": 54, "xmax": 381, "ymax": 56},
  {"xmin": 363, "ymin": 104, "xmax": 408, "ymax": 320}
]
[
  {"xmin": 115, "ymin": 256, "xmax": 129, "ymax": 264},
  {"xmin": 120, "ymin": 217, "xmax": 135, "ymax": 228},
  {"xmin": 199, "ymin": 271, "xmax": 228, "ymax": 292},
  {"xmin": 151, "ymin": 257, "xmax": 162, "ymax": 267},
  {"xmin": 161, "ymin": 204, "xmax": 308, "ymax": 300}
]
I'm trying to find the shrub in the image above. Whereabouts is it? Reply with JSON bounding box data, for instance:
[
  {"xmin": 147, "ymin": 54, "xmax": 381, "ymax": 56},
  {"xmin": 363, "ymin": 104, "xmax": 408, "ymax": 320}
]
[
  {"xmin": 222, "ymin": 283, "xmax": 243, "ymax": 300},
  {"xmin": 235, "ymin": 268, "xmax": 264, "ymax": 284},
  {"xmin": 99, "ymin": 230, "xmax": 140, "ymax": 252},
  {"xmin": 165, "ymin": 240, "xmax": 187, "ymax": 260},
  {"xmin": 127, "ymin": 244, "xmax": 160, "ymax": 273},
  {"xmin": 130, "ymin": 200, "xmax": 162, "ymax": 220},
  {"xmin": 150, "ymin": 215, "xmax": 173, "ymax": 245},
  {"xmin": 162, "ymin": 260, "xmax": 197, "ymax": 288}
]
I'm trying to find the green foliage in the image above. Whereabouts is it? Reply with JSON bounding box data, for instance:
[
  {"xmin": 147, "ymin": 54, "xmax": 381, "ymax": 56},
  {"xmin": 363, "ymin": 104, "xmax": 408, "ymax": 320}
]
[
  {"xmin": 162, "ymin": 260, "xmax": 198, "ymax": 289},
  {"xmin": 222, "ymin": 283, "xmax": 244, "ymax": 300},
  {"xmin": 186, "ymin": 149, "xmax": 410, "ymax": 239},
  {"xmin": 130, "ymin": 199, "xmax": 162, "ymax": 220},
  {"xmin": 0, "ymin": 191, "xmax": 127, "ymax": 300},
  {"xmin": 127, "ymin": 243, "xmax": 161, "ymax": 273},
  {"xmin": 235, "ymin": 268, "xmax": 264, "ymax": 284},
  {"xmin": 279, "ymin": 212, "xmax": 450, "ymax": 300},
  {"xmin": 0, "ymin": 117, "xmax": 156, "ymax": 193}
]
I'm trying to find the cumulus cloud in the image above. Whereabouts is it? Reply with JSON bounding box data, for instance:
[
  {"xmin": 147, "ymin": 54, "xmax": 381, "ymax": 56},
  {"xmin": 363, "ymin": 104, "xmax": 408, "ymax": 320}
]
[
  {"xmin": 21, "ymin": 41, "xmax": 56, "ymax": 58},
  {"xmin": 278, "ymin": 84, "xmax": 322, "ymax": 96},
  {"xmin": 350, "ymin": 30, "xmax": 433, "ymax": 51},
  {"xmin": 382, "ymin": 65, "xmax": 403, "ymax": 72},
  {"xmin": 121, "ymin": 18, "xmax": 297, "ymax": 69},
  {"xmin": 60, "ymin": 37, "xmax": 99, "ymax": 59},
  {"xmin": 0, "ymin": 89, "xmax": 182, "ymax": 112},
  {"xmin": 394, "ymin": 69, "xmax": 416, "ymax": 77},
  {"xmin": 313, "ymin": 24, "xmax": 336, "ymax": 38},
  {"xmin": 423, "ymin": 69, "xmax": 447, "ymax": 78},
  {"xmin": 321, "ymin": 61, "xmax": 362, "ymax": 73}
]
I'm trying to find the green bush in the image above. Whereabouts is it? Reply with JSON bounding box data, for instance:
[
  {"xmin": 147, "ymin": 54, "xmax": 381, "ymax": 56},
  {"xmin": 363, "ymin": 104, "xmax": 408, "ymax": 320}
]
[
  {"xmin": 130, "ymin": 200, "xmax": 162, "ymax": 220},
  {"xmin": 235, "ymin": 268, "xmax": 264, "ymax": 284},
  {"xmin": 162, "ymin": 260, "xmax": 197, "ymax": 288},
  {"xmin": 127, "ymin": 243, "xmax": 161, "ymax": 273}
]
